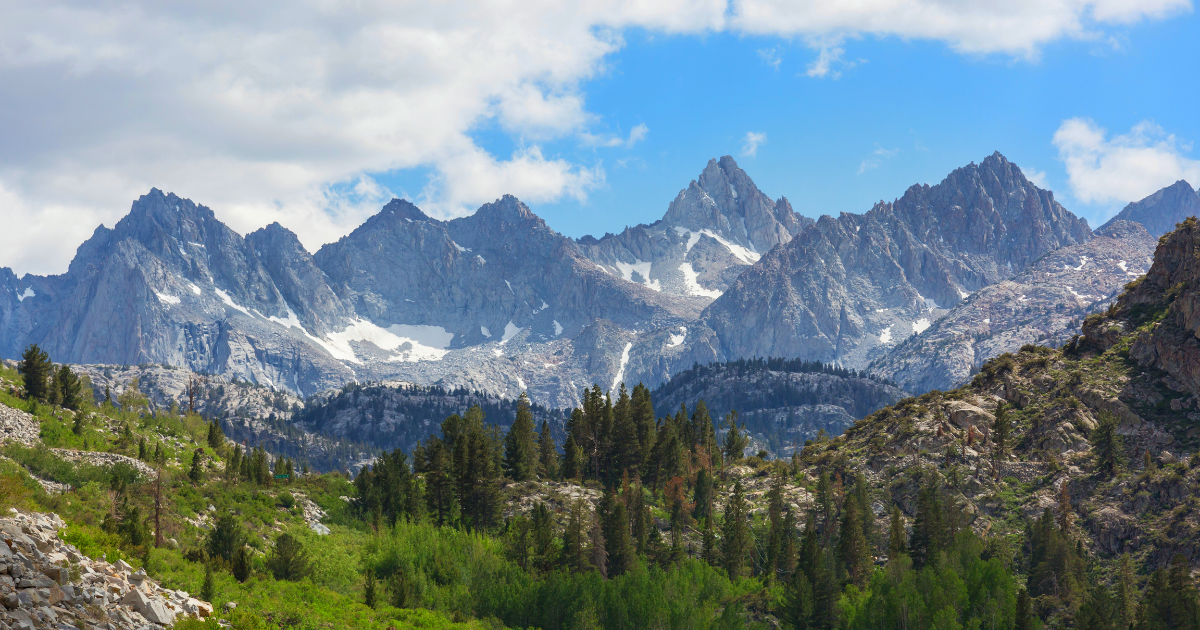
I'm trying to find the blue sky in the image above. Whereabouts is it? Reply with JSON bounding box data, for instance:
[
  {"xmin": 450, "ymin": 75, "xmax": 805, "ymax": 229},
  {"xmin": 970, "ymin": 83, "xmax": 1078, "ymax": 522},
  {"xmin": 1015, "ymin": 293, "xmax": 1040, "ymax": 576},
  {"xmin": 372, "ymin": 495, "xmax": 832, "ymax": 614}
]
[{"xmin": 2, "ymin": 1, "xmax": 1198, "ymax": 274}]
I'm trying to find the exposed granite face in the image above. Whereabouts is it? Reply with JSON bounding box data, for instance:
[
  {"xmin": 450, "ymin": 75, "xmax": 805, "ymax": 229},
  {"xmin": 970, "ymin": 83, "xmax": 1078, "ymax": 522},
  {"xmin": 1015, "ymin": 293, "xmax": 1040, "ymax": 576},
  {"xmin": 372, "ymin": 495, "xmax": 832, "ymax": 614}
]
[
  {"xmin": 690, "ymin": 152, "xmax": 1092, "ymax": 371},
  {"xmin": 1099, "ymin": 179, "xmax": 1200, "ymax": 238},
  {"xmin": 575, "ymin": 156, "xmax": 812, "ymax": 302},
  {"xmin": 870, "ymin": 220, "xmax": 1157, "ymax": 394},
  {"xmin": 1094, "ymin": 216, "xmax": 1200, "ymax": 399}
]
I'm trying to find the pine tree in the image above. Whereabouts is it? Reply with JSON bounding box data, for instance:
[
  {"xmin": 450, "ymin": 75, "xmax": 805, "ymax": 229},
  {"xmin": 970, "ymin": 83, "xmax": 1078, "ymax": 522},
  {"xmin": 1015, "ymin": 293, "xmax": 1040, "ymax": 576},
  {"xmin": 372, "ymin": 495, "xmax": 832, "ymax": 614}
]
[
  {"xmin": 589, "ymin": 510, "xmax": 608, "ymax": 579},
  {"xmin": 785, "ymin": 572, "xmax": 816, "ymax": 630},
  {"xmin": 563, "ymin": 499, "xmax": 590, "ymax": 573},
  {"xmin": 18, "ymin": 344, "xmax": 51, "ymax": 402},
  {"xmin": 702, "ymin": 517, "xmax": 718, "ymax": 567},
  {"xmin": 232, "ymin": 546, "xmax": 251, "ymax": 582},
  {"xmin": 503, "ymin": 393, "xmax": 538, "ymax": 481},
  {"xmin": 1092, "ymin": 411, "xmax": 1124, "ymax": 478},
  {"xmin": 693, "ymin": 466, "xmax": 714, "ymax": 523},
  {"xmin": 266, "ymin": 533, "xmax": 311, "ymax": 581},
  {"xmin": 561, "ymin": 434, "xmax": 581, "ymax": 481},
  {"xmin": 837, "ymin": 494, "xmax": 871, "ymax": 586},
  {"xmin": 207, "ymin": 420, "xmax": 224, "ymax": 450},
  {"xmin": 56, "ymin": 364, "xmax": 82, "ymax": 411},
  {"xmin": 630, "ymin": 383, "xmax": 657, "ymax": 468},
  {"xmin": 721, "ymin": 411, "xmax": 747, "ymax": 463},
  {"xmin": 72, "ymin": 412, "xmax": 85, "ymax": 436},
  {"xmin": 721, "ymin": 481, "xmax": 752, "ymax": 579},
  {"xmin": 138, "ymin": 437, "xmax": 147, "ymax": 461},
  {"xmin": 909, "ymin": 478, "xmax": 943, "ymax": 569},
  {"xmin": 537, "ymin": 419, "xmax": 559, "ymax": 480},
  {"xmin": 189, "ymin": 448, "xmax": 204, "ymax": 485},
  {"xmin": 611, "ymin": 384, "xmax": 640, "ymax": 478},
  {"xmin": 207, "ymin": 514, "xmax": 245, "ymax": 563},
  {"xmin": 532, "ymin": 502, "xmax": 557, "ymax": 572},
  {"xmin": 601, "ymin": 490, "xmax": 634, "ymax": 577},
  {"xmin": 1078, "ymin": 584, "xmax": 1119, "ymax": 630}
]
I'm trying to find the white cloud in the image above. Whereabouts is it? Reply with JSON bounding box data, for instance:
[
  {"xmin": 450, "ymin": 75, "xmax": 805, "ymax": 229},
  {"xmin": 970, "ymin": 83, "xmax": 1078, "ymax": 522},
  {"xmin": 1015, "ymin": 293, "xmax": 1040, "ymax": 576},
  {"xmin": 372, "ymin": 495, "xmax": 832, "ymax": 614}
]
[
  {"xmin": 0, "ymin": 0, "xmax": 1189, "ymax": 274},
  {"xmin": 1053, "ymin": 118, "xmax": 1200, "ymax": 206},
  {"xmin": 804, "ymin": 37, "xmax": 860, "ymax": 79},
  {"xmin": 741, "ymin": 132, "xmax": 767, "ymax": 157}
]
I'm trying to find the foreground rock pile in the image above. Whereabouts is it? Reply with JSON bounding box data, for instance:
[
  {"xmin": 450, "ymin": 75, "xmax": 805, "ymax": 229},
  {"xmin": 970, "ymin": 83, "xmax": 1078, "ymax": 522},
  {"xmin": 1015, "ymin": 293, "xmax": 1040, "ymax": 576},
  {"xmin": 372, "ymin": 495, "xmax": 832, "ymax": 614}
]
[
  {"xmin": 0, "ymin": 510, "xmax": 212, "ymax": 629},
  {"xmin": 0, "ymin": 405, "xmax": 39, "ymax": 448}
]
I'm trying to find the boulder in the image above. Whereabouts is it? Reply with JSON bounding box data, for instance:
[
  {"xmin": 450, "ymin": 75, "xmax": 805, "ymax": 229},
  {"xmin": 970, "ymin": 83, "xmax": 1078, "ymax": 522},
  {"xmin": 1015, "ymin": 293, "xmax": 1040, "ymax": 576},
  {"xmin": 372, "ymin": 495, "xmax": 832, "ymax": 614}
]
[
  {"xmin": 945, "ymin": 401, "xmax": 994, "ymax": 431},
  {"xmin": 121, "ymin": 587, "xmax": 176, "ymax": 625}
]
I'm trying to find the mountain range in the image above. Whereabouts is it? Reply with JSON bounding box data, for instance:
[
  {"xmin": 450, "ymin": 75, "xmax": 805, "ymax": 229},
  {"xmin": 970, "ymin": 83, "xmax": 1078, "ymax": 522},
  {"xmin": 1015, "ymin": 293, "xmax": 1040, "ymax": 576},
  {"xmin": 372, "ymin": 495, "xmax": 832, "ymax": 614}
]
[{"xmin": 2, "ymin": 155, "xmax": 1197, "ymax": 411}]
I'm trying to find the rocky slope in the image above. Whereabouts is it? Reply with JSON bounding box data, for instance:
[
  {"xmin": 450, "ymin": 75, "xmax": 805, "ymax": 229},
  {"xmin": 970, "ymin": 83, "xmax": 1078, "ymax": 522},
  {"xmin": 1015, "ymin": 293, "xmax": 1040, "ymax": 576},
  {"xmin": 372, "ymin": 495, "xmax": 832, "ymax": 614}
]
[
  {"xmin": 650, "ymin": 359, "xmax": 907, "ymax": 455},
  {"xmin": 1098, "ymin": 179, "xmax": 1200, "ymax": 237},
  {"xmin": 869, "ymin": 220, "xmax": 1157, "ymax": 393},
  {"xmin": 575, "ymin": 156, "xmax": 811, "ymax": 302},
  {"xmin": 805, "ymin": 218, "xmax": 1200, "ymax": 576},
  {"xmin": 1, "ymin": 510, "xmax": 213, "ymax": 629}
]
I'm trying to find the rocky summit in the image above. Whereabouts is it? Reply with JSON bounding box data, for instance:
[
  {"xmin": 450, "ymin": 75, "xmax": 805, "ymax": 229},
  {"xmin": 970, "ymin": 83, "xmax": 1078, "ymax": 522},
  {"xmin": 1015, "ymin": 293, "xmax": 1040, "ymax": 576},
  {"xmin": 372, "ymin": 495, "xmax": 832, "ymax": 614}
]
[{"xmin": 1098, "ymin": 179, "xmax": 1200, "ymax": 238}]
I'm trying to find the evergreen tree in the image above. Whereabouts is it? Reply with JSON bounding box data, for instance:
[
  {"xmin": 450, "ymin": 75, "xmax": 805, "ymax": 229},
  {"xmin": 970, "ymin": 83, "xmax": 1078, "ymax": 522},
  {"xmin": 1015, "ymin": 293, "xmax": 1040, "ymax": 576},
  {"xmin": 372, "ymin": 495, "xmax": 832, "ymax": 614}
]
[
  {"xmin": 561, "ymin": 434, "xmax": 581, "ymax": 481},
  {"xmin": 56, "ymin": 364, "xmax": 82, "ymax": 411},
  {"xmin": 232, "ymin": 546, "xmax": 251, "ymax": 582},
  {"xmin": 503, "ymin": 393, "xmax": 538, "ymax": 481},
  {"xmin": 563, "ymin": 499, "xmax": 590, "ymax": 573},
  {"xmin": 138, "ymin": 437, "xmax": 147, "ymax": 461},
  {"xmin": 207, "ymin": 514, "xmax": 245, "ymax": 563},
  {"xmin": 785, "ymin": 572, "xmax": 816, "ymax": 630},
  {"xmin": 266, "ymin": 533, "xmax": 312, "ymax": 581},
  {"xmin": 1092, "ymin": 412, "xmax": 1124, "ymax": 478},
  {"xmin": 531, "ymin": 502, "xmax": 557, "ymax": 572},
  {"xmin": 611, "ymin": 384, "xmax": 640, "ymax": 479},
  {"xmin": 836, "ymin": 494, "xmax": 871, "ymax": 586},
  {"xmin": 537, "ymin": 419, "xmax": 559, "ymax": 480},
  {"xmin": 189, "ymin": 448, "xmax": 204, "ymax": 485},
  {"xmin": 693, "ymin": 466, "xmax": 715, "ymax": 524},
  {"xmin": 72, "ymin": 412, "xmax": 84, "ymax": 436},
  {"xmin": 425, "ymin": 439, "xmax": 457, "ymax": 526},
  {"xmin": 589, "ymin": 510, "xmax": 608, "ymax": 580},
  {"xmin": 909, "ymin": 478, "xmax": 943, "ymax": 569},
  {"xmin": 721, "ymin": 481, "xmax": 752, "ymax": 579},
  {"xmin": 721, "ymin": 411, "xmax": 748, "ymax": 463},
  {"xmin": 600, "ymin": 490, "xmax": 634, "ymax": 577},
  {"xmin": 207, "ymin": 420, "xmax": 224, "ymax": 450},
  {"xmin": 630, "ymin": 383, "xmax": 657, "ymax": 468},
  {"xmin": 18, "ymin": 344, "xmax": 51, "ymax": 402}
]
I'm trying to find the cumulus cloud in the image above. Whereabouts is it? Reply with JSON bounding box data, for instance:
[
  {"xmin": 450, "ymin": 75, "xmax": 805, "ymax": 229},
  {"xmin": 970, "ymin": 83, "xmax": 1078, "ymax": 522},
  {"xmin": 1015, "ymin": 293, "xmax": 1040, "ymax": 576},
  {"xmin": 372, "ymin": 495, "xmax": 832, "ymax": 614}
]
[
  {"xmin": 0, "ymin": 0, "xmax": 1189, "ymax": 274},
  {"xmin": 741, "ymin": 132, "xmax": 768, "ymax": 157},
  {"xmin": 1053, "ymin": 118, "xmax": 1200, "ymax": 206}
]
